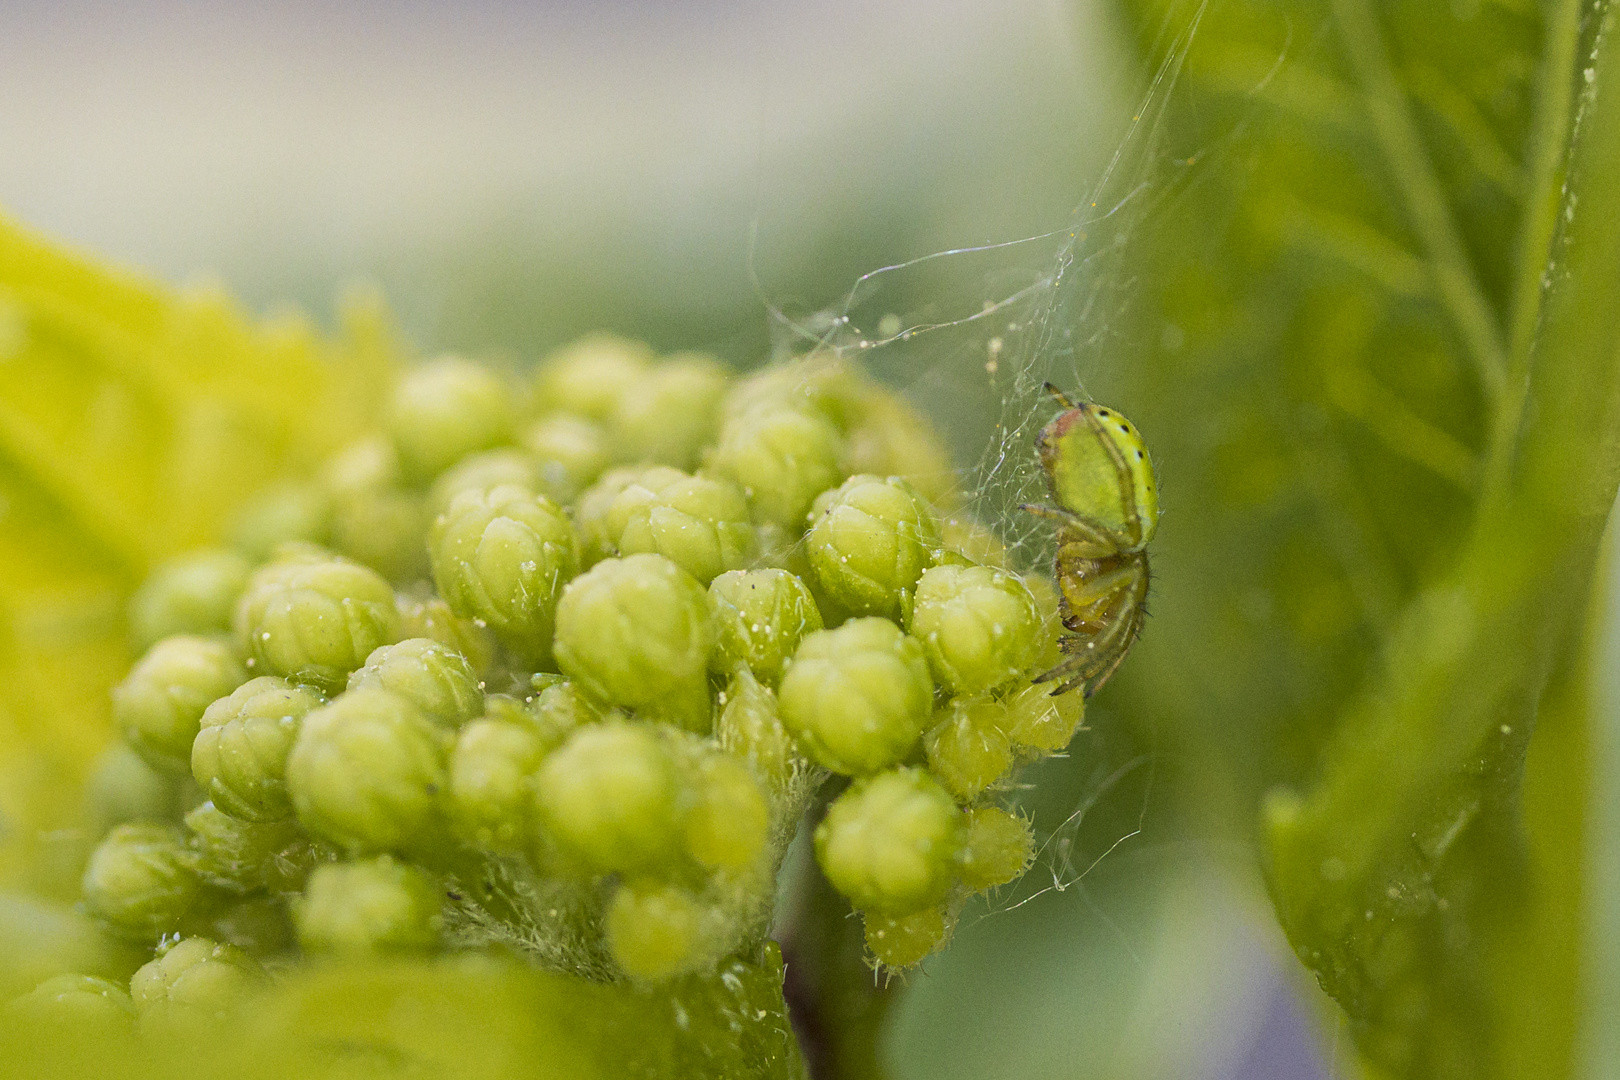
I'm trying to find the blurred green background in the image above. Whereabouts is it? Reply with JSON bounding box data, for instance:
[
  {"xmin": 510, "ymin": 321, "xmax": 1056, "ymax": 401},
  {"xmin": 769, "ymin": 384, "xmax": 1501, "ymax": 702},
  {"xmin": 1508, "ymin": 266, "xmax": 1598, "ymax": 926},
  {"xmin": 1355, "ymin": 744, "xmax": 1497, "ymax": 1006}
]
[{"xmin": 7, "ymin": 1, "xmax": 1615, "ymax": 1077}]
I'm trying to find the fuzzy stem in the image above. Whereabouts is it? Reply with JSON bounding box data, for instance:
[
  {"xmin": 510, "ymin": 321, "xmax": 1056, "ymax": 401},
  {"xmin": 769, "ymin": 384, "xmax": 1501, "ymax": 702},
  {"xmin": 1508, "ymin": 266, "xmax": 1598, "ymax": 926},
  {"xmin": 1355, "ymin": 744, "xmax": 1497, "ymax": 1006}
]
[{"xmin": 777, "ymin": 789, "xmax": 898, "ymax": 1080}]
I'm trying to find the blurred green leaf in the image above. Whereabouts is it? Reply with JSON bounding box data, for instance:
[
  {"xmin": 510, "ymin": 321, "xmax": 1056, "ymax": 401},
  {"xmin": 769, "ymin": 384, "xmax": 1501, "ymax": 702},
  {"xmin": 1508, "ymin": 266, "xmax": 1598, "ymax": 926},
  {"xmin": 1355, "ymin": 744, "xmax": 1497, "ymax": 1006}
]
[
  {"xmin": 0, "ymin": 211, "xmax": 399, "ymax": 897},
  {"xmin": 1094, "ymin": 0, "xmax": 1620, "ymax": 1075},
  {"xmin": 0, "ymin": 948, "xmax": 804, "ymax": 1080}
]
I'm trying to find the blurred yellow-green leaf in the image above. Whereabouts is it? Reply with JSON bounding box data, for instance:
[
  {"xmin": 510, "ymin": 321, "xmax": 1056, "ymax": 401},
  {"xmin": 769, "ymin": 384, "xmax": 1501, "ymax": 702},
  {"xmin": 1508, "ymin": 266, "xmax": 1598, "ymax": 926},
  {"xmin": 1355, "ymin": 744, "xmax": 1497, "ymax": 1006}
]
[
  {"xmin": 0, "ymin": 947, "xmax": 804, "ymax": 1079},
  {"xmin": 0, "ymin": 211, "xmax": 397, "ymax": 897}
]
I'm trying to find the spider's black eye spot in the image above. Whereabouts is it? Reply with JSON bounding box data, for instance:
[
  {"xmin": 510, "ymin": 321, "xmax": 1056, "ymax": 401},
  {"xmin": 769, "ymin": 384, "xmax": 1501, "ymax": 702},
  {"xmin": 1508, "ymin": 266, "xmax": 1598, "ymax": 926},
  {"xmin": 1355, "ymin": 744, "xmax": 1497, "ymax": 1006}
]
[
  {"xmin": 1136, "ymin": 450, "xmax": 1144, "ymax": 459},
  {"xmin": 1097, "ymin": 409, "xmax": 1111, "ymax": 417}
]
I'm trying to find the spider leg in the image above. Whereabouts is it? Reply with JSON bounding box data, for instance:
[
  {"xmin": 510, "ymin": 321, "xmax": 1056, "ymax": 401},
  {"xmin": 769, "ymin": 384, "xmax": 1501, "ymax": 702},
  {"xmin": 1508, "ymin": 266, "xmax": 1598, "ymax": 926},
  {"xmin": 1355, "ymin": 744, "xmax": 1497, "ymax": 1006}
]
[
  {"xmin": 1042, "ymin": 382, "xmax": 1080, "ymax": 409},
  {"xmin": 1034, "ymin": 652, "xmax": 1086, "ymax": 686},
  {"xmin": 1049, "ymin": 670, "xmax": 1091, "ymax": 696},
  {"xmin": 1060, "ymin": 564, "xmax": 1143, "ymax": 611},
  {"xmin": 1069, "ymin": 602, "xmax": 1136, "ymax": 667},
  {"xmin": 1037, "ymin": 582, "xmax": 1146, "ymax": 695},
  {"xmin": 1082, "ymin": 631, "xmax": 1135, "ymax": 696},
  {"xmin": 1066, "ymin": 513, "xmax": 1139, "ymax": 554},
  {"xmin": 1023, "ymin": 504, "xmax": 1130, "ymax": 554},
  {"xmin": 1084, "ymin": 600, "xmax": 1147, "ymax": 697},
  {"xmin": 1020, "ymin": 502, "xmax": 1061, "ymax": 520},
  {"xmin": 1034, "ymin": 632, "xmax": 1100, "ymax": 680},
  {"xmin": 1038, "ymin": 614, "xmax": 1129, "ymax": 681},
  {"xmin": 1029, "ymin": 503, "xmax": 1119, "ymax": 535}
]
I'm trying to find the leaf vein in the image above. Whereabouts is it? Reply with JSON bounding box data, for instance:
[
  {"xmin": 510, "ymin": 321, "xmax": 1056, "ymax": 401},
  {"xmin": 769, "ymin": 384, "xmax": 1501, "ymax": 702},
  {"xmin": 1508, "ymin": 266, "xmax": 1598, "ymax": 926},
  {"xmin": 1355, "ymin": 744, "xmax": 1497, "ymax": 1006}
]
[{"xmin": 1330, "ymin": 0, "xmax": 1512, "ymax": 406}]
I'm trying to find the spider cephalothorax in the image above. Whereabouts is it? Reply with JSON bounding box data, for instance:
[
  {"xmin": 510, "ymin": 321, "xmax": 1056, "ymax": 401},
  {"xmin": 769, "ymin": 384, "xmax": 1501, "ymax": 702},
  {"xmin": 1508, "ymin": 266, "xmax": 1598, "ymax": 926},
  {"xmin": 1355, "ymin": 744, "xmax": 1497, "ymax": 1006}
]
[{"xmin": 1023, "ymin": 384, "xmax": 1158, "ymax": 696}]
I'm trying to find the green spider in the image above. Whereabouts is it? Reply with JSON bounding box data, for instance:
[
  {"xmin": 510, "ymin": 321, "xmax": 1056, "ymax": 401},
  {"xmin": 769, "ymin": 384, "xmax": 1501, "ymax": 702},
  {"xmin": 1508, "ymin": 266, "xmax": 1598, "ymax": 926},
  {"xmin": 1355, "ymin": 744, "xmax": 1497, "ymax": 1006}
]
[{"xmin": 1022, "ymin": 384, "xmax": 1159, "ymax": 697}]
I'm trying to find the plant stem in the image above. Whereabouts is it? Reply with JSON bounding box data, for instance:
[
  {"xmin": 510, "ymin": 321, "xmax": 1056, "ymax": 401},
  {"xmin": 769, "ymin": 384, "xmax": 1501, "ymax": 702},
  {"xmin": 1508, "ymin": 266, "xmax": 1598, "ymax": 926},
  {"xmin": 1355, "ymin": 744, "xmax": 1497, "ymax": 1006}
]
[
  {"xmin": 1486, "ymin": 0, "xmax": 1586, "ymax": 502},
  {"xmin": 1585, "ymin": 535, "xmax": 1620, "ymax": 1078},
  {"xmin": 776, "ymin": 792, "xmax": 897, "ymax": 1080}
]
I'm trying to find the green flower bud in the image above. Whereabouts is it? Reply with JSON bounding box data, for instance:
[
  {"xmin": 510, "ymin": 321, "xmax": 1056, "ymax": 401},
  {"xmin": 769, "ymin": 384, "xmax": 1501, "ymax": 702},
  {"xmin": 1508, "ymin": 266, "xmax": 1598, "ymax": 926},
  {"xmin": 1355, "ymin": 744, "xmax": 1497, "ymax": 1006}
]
[
  {"xmin": 1002, "ymin": 681, "xmax": 1085, "ymax": 753},
  {"xmin": 721, "ymin": 357, "xmax": 860, "ymax": 426},
  {"xmin": 609, "ymin": 353, "xmax": 728, "ymax": 470},
  {"xmin": 447, "ymin": 719, "xmax": 546, "ymax": 851},
  {"xmin": 553, "ymin": 554, "xmax": 714, "ymax": 732},
  {"xmin": 295, "ymin": 856, "xmax": 443, "ymax": 954},
  {"xmin": 478, "ymin": 692, "xmax": 534, "ymax": 731},
  {"xmin": 708, "ymin": 568, "xmax": 824, "ymax": 686},
  {"xmin": 523, "ymin": 414, "xmax": 611, "ymax": 504},
  {"xmin": 86, "ymin": 744, "xmax": 184, "ymax": 831},
  {"xmin": 525, "ymin": 675, "xmax": 613, "ymax": 749},
  {"xmin": 957, "ymin": 806, "xmax": 1034, "ymax": 892},
  {"xmin": 81, "ymin": 823, "xmax": 203, "ymax": 941},
  {"xmin": 753, "ymin": 520, "xmax": 816, "ymax": 580},
  {"xmin": 845, "ymin": 390, "xmax": 957, "ymax": 508},
  {"xmin": 533, "ymin": 722, "xmax": 679, "ymax": 875},
  {"xmin": 326, "ymin": 436, "xmax": 401, "ymax": 495},
  {"xmin": 708, "ymin": 407, "xmax": 846, "ymax": 530},
  {"xmin": 266, "ymin": 541, "xmax": 338, "ymax": 567},
  {"xmin": 939, "ymin": 514, "xmax": 1010, "ymax": 569},
  {"xmin": 396, "ymin": 594, "xmax": 498, "ymax": 678},
  {"xmin": 333, "ymin": 489, "xmax": 430, "ymax": 584},
  {"xmin": 715, "ymin": 670, "xmax": 801, "ymax": 790},
  {"xmin": 386, "ymin": 356, "xmax": 515, "ymax": 482},
  {"xmin": 183, "ymin": 802, "xmax": 312, "ymax": 894},
  {"xmin": 190, "ymin": 676, "xmax": 325, "ymax": 821},
  {"xmin": 129, "ymin": 549, "xmax": 252, "ymax": 651},
  {"xmin": 208, "ymin": 892, "xmax": 297, "ymax": 956},
  {"xmin": 234, "ymin": 554, "xmax": 401, "ymax": 693},
  {"xmin": 573, "ymin": 465, "xmax": 652, "ymax": 566},
  {"xmin": 806, "ymin": 475, "xmax": 939, "ymax": 621},
  {"xmin": 1026, "ymin": 574, "xmax": 1064, "ymax": 672},
  {"xmin": 130, "ymin": 937, "xmax": 265, "ymax": 1034},
  {"xmin": 428, "ymin": 484, "xmax": 579, "ymax": 664},
  {"xmin": 347, "ymin": 638, "xmax": 482, "ymax": 728},
  {"xmin": 924, "ymin": 697, "xmax": 1013, "ymax": 803},
  {"xmin": 863, "ymin": 906, "xmax": 950, "ymax": 969},
  {"xmin": 114, "ymin": 636, "xmax": 247, "ymax": 774},
  {"xmin": 9, "ymin": 974, "xmax": 135, "ymax": 1035},
  {"xmin": 814, "ymin": 767, "xmax": 964, "ymax": 914},
  {"xmin": 428, "ymin": 449, "xmax": 539, "ymax": 516},
  {"xmin": 533, "ymin": 333, "xmax": 654, "ymax": 421},
  {"xmin": 323, "ymin": 438, "xmax": 431, "ymax": 583},
  {"xmin": 907, "ymin": 564, "xmax": 1040, "ymax": 697},
  {"xmin": 777, "ymin": 618, "xmax": 933, "ymax": 775},
  {"xmin": 598, "ymin": 466, "xmax": 757, "ymax": 584},
  {"xmin": 683, "ymin": 753, "xmax": 769, "ymax": 872},
  {"xmin": 606, "ymin": 881, "xmax": 704, "ymax": 982},
  {"xmin": 228, "ymin": 482, "xmax": 333, "ymax": 562},
  {"xmin": 285, "ymin": 687, "xmax": 449, "ymax": 854}
]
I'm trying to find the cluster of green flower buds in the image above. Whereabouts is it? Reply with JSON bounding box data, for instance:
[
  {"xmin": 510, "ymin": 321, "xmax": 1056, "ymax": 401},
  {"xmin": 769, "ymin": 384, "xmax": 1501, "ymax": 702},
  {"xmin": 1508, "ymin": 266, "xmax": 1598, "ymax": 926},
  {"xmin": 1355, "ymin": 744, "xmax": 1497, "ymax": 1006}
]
[{"xmin": 40, "ymin": 337, "xmax": 1085, "ymax": 1036}]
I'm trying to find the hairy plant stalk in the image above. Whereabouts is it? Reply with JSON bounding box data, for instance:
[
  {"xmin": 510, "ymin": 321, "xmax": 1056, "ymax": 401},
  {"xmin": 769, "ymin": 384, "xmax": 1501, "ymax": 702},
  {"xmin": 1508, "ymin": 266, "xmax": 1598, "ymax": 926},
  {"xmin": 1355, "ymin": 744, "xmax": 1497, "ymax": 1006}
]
[{"xmin": 778, "ymin": 790, "xmax": 900, "ymax": 1080}]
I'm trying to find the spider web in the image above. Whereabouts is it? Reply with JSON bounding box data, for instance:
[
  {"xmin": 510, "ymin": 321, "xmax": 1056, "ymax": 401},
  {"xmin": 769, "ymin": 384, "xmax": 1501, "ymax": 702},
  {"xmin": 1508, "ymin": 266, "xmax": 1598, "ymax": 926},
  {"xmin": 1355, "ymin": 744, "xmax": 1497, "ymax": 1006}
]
[{"xmin": 748, "ymin": 2, "xmax": 1219, "ymax": 921}]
